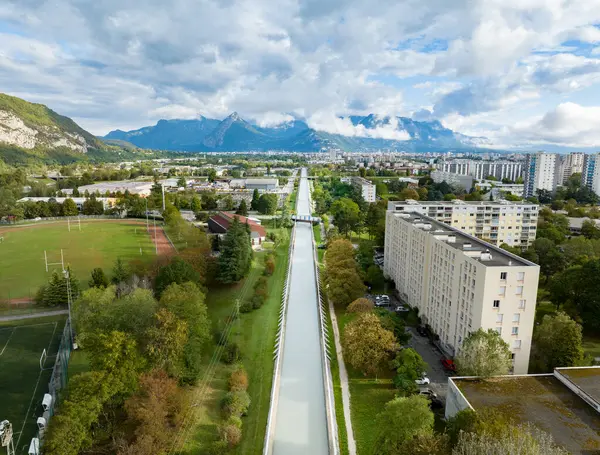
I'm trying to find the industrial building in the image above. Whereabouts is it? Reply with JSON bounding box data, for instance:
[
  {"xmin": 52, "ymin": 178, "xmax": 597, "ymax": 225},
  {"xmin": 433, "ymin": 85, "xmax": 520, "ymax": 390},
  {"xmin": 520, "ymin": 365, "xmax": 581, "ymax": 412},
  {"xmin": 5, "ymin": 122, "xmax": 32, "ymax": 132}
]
[
  {"xmin": 387, "ymin": 200, "xmax": 539, "ymax": 247},
  {"xmin": 77, "ymin": 181, "xmax": 154, "ymax": 197},
  {"xmin": 384, "ymin": 211, "xmax": 540, "ymax": 374}
]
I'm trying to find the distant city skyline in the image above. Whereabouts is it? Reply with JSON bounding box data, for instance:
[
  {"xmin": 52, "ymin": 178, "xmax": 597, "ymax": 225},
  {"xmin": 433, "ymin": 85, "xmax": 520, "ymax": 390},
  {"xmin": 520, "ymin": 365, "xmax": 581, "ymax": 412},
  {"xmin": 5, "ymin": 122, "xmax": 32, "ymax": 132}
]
[{"xmin": 1, "ymin": 1, "xmax": 600, "ymax": 149}]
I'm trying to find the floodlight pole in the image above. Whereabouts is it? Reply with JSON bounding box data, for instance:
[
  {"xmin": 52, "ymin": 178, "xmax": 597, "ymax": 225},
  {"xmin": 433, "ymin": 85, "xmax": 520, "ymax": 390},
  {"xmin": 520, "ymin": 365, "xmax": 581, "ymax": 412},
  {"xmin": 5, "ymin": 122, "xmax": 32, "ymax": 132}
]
[
  {"xmin": 63, "ymin": 270, "xmax": 74, "ymax": 347},
  {"xmin": 153, "ymin": 216, "xmax": 158, "ymax": 255},
  {"xmin": 145, "ymin": 198, "xmax": 149, "ymax": 232}
]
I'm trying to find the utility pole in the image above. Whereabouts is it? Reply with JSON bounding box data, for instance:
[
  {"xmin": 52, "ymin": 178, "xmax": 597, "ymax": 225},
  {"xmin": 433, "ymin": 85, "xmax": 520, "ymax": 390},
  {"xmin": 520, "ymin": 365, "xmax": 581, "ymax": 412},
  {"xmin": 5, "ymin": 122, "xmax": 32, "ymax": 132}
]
[
  {"xmin": 153, "ymin": 216, "xmax": 158, "ymax": 255},
  {"xmin": 161, "ymin": 184, "xmax": 166, "ymax": 212},
  {"xmin": 145, "ymin": 198, "xmax": 149, "ymax": 232},
  {"xmin": 63, "ymin": 269, "xmax": 74, "ymax": 347}
]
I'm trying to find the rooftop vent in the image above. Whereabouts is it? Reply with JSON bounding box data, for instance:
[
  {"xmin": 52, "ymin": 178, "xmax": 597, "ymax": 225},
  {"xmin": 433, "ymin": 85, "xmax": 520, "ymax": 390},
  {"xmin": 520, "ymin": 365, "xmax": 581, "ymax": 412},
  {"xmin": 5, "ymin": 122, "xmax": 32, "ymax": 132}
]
[
  {"xmin": 480, "ymin": 249, "xmax": 493, "ymax": 261},
  {"xmin": 447, "ymin": 235, "xmax": 456, "ymax": 243},
  {"xmin": 463, "ymin": 243, "xmax": 472, "ymax": 250}
]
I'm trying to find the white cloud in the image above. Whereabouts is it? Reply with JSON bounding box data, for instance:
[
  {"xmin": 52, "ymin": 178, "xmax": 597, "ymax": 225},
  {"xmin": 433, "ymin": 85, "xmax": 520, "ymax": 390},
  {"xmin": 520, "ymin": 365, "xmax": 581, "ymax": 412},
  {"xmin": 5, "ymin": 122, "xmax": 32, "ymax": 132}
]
[
  {"xmin": 0, "ymin": 0, "xmax": 600, "ymax": 148},
  {"xmin": 307, "ymin": 112, "xmax": 411, "ymax": 140},
  {"xmin": 511, "ymin": 102, "xmax": 600, "ymax": 147}
]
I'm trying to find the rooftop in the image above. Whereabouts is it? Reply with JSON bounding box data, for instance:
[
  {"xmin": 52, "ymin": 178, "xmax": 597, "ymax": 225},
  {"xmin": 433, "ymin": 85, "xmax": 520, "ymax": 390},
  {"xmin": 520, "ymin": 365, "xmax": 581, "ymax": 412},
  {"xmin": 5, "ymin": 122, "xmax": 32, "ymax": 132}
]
[
  {"xmin": 390, "ymin": 211, "xmax": 533, "ymax": 267},
  {"xmin": 453, "ymin": 373, "xmax": 600, "ymax": 455},
  {"xmin": 388, "ymin": 199, "xmax": 537, "ymax": 210},
  {"xmin": 556, "ymin": 367, "xmax": 600, "ymax": 407}
]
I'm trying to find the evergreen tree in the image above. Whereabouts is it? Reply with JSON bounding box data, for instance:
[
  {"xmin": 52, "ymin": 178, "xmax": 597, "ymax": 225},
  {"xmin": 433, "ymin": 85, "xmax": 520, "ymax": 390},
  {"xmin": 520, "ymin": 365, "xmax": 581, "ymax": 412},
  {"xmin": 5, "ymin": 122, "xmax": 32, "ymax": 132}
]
[
  {"xmin": 218, "ymin": 217, "xmax": 253, "ymax": 283},
  {"xmin": 250, "ymin": 189, "xmax": 260, "ymax": 211},
  {"xmin": 89, "ymin": 268, "xmax": 109, "ymax": 288},
  {"xmin": 44, "ymin": 270, "xmax": 67, "ymax": 307},
  {"xmin": 257, "ymin": 193, "xmax": 278, "ymax": 215},
  {"xmin": 279, "ymin": 201, "xmax": 292, "ymax": 228},
  {"xmin": 62, "ymin": 198, "xmax": 79, "ymax": 216},
  {"xmin": 236, "ymin": 199, "xmax": 249, "ymax": 216},
  {"xmin": 112, "ymin": 258, "xmax": 130, "ymax": 285}
]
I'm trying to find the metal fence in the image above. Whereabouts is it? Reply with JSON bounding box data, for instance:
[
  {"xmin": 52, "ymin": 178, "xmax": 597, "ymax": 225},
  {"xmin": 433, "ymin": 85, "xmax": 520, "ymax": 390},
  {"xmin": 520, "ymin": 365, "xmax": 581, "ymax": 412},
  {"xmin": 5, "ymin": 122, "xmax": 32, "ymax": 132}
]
[{"xmin": 34, "ymin": 318, "xmax": 73, "ymax": 451}]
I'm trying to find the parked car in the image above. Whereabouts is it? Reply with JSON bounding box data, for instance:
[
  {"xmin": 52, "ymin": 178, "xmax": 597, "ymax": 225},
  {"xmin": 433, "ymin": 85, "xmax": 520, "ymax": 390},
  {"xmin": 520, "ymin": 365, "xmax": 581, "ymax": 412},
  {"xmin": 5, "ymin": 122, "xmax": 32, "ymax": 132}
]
[
  {"xmin": 416, "ymin": 326, "xmax": 428, "ymax": 337},
  {"xmin": 415, "ymin": 376, "xmax": 430, "ymax": 385},
  {"xmin": 419, "ymin": 389, "xmax": 443, "ymax": 409},
  {"xmin": 394, "ymin": 305, "xmax": 409, "ymax": 313},
  {"xmin": 441, "ymin": 358, "xmax": 457, "ymax": 373}
]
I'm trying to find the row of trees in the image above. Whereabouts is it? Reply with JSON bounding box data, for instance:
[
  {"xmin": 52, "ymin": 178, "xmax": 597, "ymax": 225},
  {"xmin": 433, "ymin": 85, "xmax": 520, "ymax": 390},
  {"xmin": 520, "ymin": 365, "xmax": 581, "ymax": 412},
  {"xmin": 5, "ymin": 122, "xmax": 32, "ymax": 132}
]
[{"xmin": 45, "ymin": 276, "xmax": 212, "ymax": 455}]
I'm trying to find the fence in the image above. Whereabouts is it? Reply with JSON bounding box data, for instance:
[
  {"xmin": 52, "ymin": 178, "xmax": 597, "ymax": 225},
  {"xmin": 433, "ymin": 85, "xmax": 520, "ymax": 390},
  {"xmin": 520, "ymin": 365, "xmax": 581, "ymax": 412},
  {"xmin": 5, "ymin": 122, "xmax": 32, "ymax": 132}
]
[{"xmin": 35, "ymin": 318, "xmax": 73, "ymax": 450}]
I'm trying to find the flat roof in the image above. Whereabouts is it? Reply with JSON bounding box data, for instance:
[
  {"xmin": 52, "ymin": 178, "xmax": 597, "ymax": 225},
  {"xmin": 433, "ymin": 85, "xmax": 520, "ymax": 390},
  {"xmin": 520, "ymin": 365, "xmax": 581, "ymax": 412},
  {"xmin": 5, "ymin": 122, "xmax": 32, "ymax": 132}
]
[
  {"xmin": 454, "ymin": 375, "xmax": 600, "ymax": 455},
  {"xmin": 388, "ymin": 199, "xmax": 537, "ymax": 209},
  {"xmin": 391, "ymin": 211, "xmax": 533, "ymax": 267},
  {"xmin": 557, "ymin": 367, "xmax": 600, "ymax": 406}
]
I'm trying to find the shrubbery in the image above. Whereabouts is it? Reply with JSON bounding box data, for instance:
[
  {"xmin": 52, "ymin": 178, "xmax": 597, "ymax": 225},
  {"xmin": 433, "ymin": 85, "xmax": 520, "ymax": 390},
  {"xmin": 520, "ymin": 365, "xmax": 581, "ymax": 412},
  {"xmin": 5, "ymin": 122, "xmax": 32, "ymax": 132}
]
[
  {"xmin": 220, "ymin": 390, "xmax": 251, "ymax": 418},
  {"xmin": 223, "ymin": 342, "xmax": 242, "ymax": 364},
  {"xmin": 213, "ymin": 367, "xmax": 251, "ymax": 451},
  {"xmin": 347, "ymin": 298, "xmax": 374, "ymax": 313},
  {"xmin": 228, "ymin": 366, "xmax": 249, "ymax": 392}
]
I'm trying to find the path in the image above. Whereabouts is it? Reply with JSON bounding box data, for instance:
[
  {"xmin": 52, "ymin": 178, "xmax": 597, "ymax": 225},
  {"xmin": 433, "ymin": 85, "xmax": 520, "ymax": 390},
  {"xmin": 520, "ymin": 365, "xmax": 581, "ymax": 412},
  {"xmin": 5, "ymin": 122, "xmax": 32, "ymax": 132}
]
[
  {"xmin": 328, "ymin": 299, "xmax": 357, "ymax": 455},
  {"xmin": 0, "ymin": 309, "xmax": 68, "ymax": 322}
]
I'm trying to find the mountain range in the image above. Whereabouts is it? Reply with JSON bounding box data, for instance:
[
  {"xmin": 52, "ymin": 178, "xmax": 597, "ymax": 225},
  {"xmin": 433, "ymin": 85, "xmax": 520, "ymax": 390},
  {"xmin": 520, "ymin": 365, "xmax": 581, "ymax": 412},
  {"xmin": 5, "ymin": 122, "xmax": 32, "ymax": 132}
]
[{"xmin": 105, "ymin": 112, "xmax": 492, "ymax": 153}]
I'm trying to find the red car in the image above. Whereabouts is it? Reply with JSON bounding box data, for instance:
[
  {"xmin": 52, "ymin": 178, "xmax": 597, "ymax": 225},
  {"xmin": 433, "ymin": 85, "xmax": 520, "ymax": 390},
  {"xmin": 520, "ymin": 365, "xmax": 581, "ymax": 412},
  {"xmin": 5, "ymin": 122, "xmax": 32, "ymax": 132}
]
[{"xmin": 441, "ymin": 358, "xmax": 456, "ymax": 373}]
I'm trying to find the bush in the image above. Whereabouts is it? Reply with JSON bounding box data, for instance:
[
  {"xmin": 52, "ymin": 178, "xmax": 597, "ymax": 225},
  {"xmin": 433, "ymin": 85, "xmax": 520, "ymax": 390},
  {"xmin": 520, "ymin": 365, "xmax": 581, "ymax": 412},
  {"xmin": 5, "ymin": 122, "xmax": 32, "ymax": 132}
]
[
  {"xmin": 226, "ymin": 415, "xmax": 242, "ymax": 429},
  {"xmin": 219, "ymin": 423, "xmax": 242, "ymax": 448},
  {"xmin": 207, "ymin": 440, "xmax": 229, "ymax": 455},
  {"xmin": 347, "ymin": 298, "xmax": 374, "ymax": 313},
  {"xmin": 221, "ymin": 390, "xmax": 251, "ymax": 418},
  {"xmin": 264, "ymin": 255, "xmax": 275, "ymax": 276},
  {"xmin": 251, "ymin": 294, "xmax": 265, "ymax": 309},
  {"xmin": 228, "ymin": 366, "xmax": 249, "ymax": 392},
  {"xmin": 223, "ymin": 342, "xmax": 242, "ymax": 364},
  {"xmin": 239, "ymin": 301, "xmax": 253, "ymax": 313}
]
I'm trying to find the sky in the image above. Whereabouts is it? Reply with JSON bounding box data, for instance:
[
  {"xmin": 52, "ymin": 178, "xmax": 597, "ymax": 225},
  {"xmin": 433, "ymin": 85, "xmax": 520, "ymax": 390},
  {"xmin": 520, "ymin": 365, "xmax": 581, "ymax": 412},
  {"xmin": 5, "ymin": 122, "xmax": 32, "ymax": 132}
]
[{"xmin": 1, "ymin": 0, "xmax": 600, "ymax": 149}]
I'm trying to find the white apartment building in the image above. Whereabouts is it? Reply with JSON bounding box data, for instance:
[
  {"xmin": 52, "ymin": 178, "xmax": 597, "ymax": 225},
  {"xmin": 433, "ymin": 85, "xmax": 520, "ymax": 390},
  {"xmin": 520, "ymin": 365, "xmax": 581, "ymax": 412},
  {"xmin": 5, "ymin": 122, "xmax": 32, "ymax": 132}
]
[
  {"xmin": 384, "ymin": 212, "xmax": 540, "ymax": 374},
  {"xmin": 342, "ymin": 176, "xmax": 376, "ymax": 202},
  {"xmin": 387, "ymin": 200, "xmax": 539, "ymax": 247},
  {"xmin": 559, "ymin": 152, "xmax": 585, "ymax": 184},
  {"xmin": 430, "ymin": 170, "xmax": 474, "ymax": 190},
  {"xmin": 437, "ymin": 160, "xmax": 523, "ymax": 182},
  {"xmin": 524, "ymin": 152, "xmax": 560, "ymax": 197}
]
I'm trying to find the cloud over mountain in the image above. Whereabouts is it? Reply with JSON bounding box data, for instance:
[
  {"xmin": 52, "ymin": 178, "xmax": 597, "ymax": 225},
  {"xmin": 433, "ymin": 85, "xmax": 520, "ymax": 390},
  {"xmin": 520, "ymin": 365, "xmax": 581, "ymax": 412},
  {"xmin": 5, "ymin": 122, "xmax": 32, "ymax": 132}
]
[{"xmin": 2, "ymin": 0, "xmax": 600, "ymax": 149}]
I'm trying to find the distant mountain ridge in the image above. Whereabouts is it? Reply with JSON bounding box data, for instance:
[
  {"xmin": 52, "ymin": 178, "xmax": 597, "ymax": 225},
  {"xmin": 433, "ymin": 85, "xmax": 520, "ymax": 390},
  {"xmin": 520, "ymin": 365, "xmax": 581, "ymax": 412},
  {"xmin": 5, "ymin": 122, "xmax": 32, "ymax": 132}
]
[{"xmin": 105, "ymin": 112, "xmax": 490, "ymax": 152}]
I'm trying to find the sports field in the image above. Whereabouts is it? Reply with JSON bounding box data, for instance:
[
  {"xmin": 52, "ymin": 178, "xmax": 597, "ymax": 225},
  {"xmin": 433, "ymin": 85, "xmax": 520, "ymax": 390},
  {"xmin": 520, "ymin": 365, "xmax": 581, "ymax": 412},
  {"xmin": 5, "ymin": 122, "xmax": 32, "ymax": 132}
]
[
  {"xmin": 0, "ymin": 220, "xmax": 158, "ymax": 301},
  {"xmin": 0, "ymin": 316, "xmax": 67, "ymax": 454}
]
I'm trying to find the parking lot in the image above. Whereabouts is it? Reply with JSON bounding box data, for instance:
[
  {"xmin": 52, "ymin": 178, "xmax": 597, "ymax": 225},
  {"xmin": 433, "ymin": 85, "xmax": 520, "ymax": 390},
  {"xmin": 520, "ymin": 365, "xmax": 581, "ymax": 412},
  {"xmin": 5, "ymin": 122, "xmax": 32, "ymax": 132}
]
[{"xmin": 407, "ymin": 327, "xmax": 452, "ymax": 402}]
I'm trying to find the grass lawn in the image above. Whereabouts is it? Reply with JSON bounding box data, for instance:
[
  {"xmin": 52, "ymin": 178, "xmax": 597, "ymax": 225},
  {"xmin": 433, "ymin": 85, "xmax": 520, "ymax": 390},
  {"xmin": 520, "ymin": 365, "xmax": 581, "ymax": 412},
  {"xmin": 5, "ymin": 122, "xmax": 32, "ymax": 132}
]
[
  {"xmin": 0, "ymin": 220, "xmax": 156, "ymax": 301},
  {"xmin": 0, "ymin": 315, "xmax": 68, "ymax": 454},
  {"xmin": 184, "ymin": 232, "xmax": 291, "ymax": 454},
  {"xmin": 335, "ymin": 306, "xmax": 396, "ymax": 455},
  {"xmin": 583, "ymin": 335, "xmax": 600, "ymax": 360}
]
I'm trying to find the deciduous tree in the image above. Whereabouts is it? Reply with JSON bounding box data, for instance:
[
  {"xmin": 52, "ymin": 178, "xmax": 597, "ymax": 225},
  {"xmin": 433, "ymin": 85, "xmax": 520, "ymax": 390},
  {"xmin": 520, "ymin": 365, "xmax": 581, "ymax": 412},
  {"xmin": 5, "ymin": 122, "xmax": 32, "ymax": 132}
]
[
  {"xmin": 455, "ymin": 329, "xmax": 512, "ymax": 378},
  {"xmin": 531, "ymin": 312, "xmax": 588, "ymax": 372},
  {"xmin": 330, "ymin": 197, "xmax": 361, "ymax": 235},
  {"xmin": 155, "ymin": 257, "xmax": 200, "ymax": 296},
  {"xmin": 373, "ymin": 395, "xmax": 434, "ymax": 454},
  {"xmin": 343, "ymin": 313, "xmax": 398, "ymax": 377}
]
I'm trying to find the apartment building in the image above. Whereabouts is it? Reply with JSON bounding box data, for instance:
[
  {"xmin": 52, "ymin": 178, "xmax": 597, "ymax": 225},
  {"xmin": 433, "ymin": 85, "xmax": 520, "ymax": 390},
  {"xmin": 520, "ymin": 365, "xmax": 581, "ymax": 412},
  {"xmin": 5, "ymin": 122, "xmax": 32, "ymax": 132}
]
[
  {"xmin": 582, "ymin": 153, "xmax": 600, "ymax": 197},
  {"xmin": 341, "ymin": 176, "xmax": 376, "ymax": 202},
  {"xmin": 437, "ymin": 160, "xmax": 523, "ymax": 182},
  {"xmin": 559, "ymin": 152, "xmax": 585, "ymax": 184},
  {"xmin": 524, "ymin": 152, "xmax": 560, "ymax": 197},
  {"xmin": 430, "ymin": 170, "xmax": 474, "ymax": 190},
  {"xmin": 384, "ymin": 212, "xmax": 539, "ymax": 374},
  {"xmin": 387, "ymin": 200, "xmax": 539, "ymax": 247}
]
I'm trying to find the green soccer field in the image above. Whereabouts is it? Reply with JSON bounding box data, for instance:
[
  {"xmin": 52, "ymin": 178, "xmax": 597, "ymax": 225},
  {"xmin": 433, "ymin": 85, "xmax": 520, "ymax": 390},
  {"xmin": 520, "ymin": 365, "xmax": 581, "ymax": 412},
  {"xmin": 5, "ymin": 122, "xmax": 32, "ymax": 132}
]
[
  {"xmin": 0, "ymin": 220, "xmax": 157, "ymax": 301},
  {"xmin": 0, "ymin": 316, "xmax": 67, "ymax": 454}
]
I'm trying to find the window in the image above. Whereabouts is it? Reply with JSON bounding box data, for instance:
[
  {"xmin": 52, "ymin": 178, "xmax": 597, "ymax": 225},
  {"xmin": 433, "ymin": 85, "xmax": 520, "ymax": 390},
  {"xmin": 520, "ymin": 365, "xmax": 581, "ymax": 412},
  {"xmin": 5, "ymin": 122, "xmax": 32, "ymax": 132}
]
[
  {"xmin": 515, "ymin": 286, "xmax": 523, "ymax": 295},
  {"xmin": 498, "ymin": 286, "xmax": 506, "ymax": 296},
  {"xmin": 517, "ymin": 272, "xmax": 525, "ymax": 281},
  {"xmin": 519, "ymin": 299, "xmax": 526, "ymax": 309},
  {"xmin": 512, "ymin": 327, "xmax": 519, "ymax": 335},
  {"xmin": 497, "ymin": 313, "xmax": 504, "ymax": 323},
  {"xmin": 513, "ymin": 313, "xmax": 520, "ymax": 323},
  {"xmin": 500, "ymin": 272, "xmax": 507, "ymax": 280},
  {"xmin": 495, "ymin": 327, "xmax": 502, "ymax": 335},
  {"xmin": 493, "ymin": 300, "xmax": 500, "ymax": 308},
  {"xmin": 513, "ymin": 340, "xmax": 522, "ymax": 349}
]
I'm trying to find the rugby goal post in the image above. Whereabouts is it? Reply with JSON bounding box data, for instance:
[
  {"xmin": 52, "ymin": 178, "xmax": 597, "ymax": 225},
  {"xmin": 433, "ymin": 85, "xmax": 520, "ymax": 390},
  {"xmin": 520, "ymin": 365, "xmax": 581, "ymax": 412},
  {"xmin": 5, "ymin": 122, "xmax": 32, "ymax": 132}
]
[{"xmin": 39, "ymin": 349, "xmax": 47, "ymax": 370}]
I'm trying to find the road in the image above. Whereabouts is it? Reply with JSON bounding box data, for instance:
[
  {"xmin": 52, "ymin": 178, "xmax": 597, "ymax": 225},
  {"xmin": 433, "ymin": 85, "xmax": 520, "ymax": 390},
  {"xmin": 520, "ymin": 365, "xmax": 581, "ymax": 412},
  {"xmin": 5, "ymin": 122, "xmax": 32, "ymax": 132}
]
[{"xmin": 271, "ymin": 169, "xmax": 329, "ymax": 455}]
